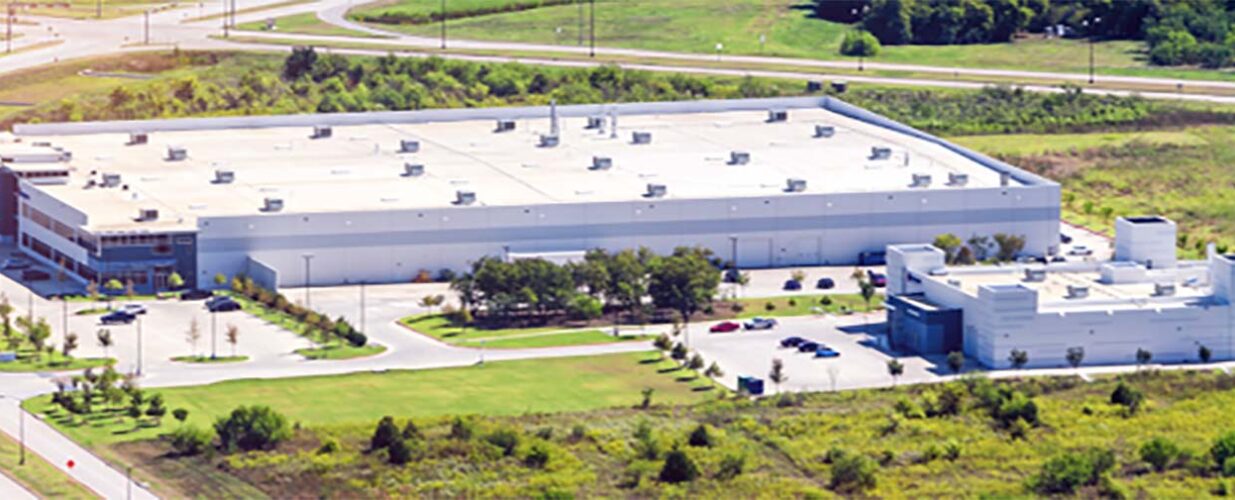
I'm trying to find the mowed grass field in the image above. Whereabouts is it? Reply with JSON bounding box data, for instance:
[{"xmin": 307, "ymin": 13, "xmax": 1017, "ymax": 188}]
[
  {"xmin": 23, "ymin": 351, "xmax": 716, "ymax": 447},
  {"xmin": 400, "ymin": 313, "xmax": 633, "ymax": 348},
  {"xmin": 236, "ymin": 12, "xmax": 386, "ymax": 38},
  {"xmin": 348, "ymin": 0, "xmax": 1235, "ymax": 81}
]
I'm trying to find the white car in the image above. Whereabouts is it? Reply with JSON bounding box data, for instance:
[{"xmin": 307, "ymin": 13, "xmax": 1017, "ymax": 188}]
[
  {"xmin": 1068, "ymin": 245, "xmax": 1093, "ymax": 256},
  {"xmin": 120, "ymin": 303, "xmax": 147, "ymax": 315}
]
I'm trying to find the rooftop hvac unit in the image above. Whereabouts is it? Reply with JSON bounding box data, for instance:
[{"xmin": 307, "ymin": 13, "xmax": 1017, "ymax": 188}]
[
  {"xmin": 1066, "ymin": 285, "xmax": 1089, "ymax": 299},
  {"xmin": 590, "ymin": 156, "xmax": 612, "ymax": 171},
  {"xmin": 948, "ymin": 173, "xmax": 969, "ymax": 186},
  {"xmin": 785, "ymin": 178, "xmax": 807, "ymax": 193},
  {"xmin": 585, "ymin": 115, "xmax": 606, "ymax": 129},
  {"xmin": 910, "ymin": 174, "xmax": 932, "ymax": 188},
  {"xmin": 127, "ymin": 132, "xmax": 148, "ymax": 146},
  {"xmin": 455, "ymin": 190, "xmax": 477, "ymax": 206},
  {"xmin": 136, "ymin": 208, "xmax": 158, "ymax": 221},
  {"xmin": 1154, "ymin": 283, "xmax": 1176, "ymax": 297},
  {"xmin": 101, "ymin": 173, "xmax": 122, "ymax": 188},
  {"xmin": 311, "ymin": 125, "xmax": 332, "ymax": 139},
  {"xmin": 806, "ymin": 80, "xmax": 824, "ymax": 92},
  {"xmin": 1023, "ymin": 269, "xmax": 1046, "ymax": 282},
  {"xmin": 869, "ymin": 147, "xmax": 892, "ymax": 161},
  {"xmin": 631, "ymin": 131, "xmax": 652, "ymax": 145},
  {"xmin": 1000, "ymin": 172, "xmax": 1012, "ymax": 187},
  {"xmin": 494, "ymin": 119, "xmax": 516, "ymax": 133},
  {"xmin": 767, "ymin": 109, "xmax": 788, "ymax": 122},
  {"xmin": 166, "ymin": 146, "xmax": 187, "ymax": 162},
  {"xmin": 814, "ymin": 125, "xmax": 835, "ymax": 138},
  {"xmin": 262, "ymin": 197, "xmax": 284, "ymax": 212},
  {"xmin": 539, "ymin": 134, "xmax": 560, "ymax": 148},
  {"xmin": 214, "ymin": 170, "xmax": 235, "ymax": 184},
  {"xmin": 729, "ymin": 151, "xmax": 751, "ymax": 165},
  {"xmin": 644, "ymin": 183, "xmax": 667, "ymax": 198},
  {"xmin": 399, "ymin": 139, "xmax": 420, "ymax": 153},
  {"xmin": 403, "ymin": 163, "xmax": 425, "ymax": 177}
]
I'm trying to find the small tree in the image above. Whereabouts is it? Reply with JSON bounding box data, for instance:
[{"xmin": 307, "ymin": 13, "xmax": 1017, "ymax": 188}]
[
  {"xmin": 829, "ymin": 452, "xmax": 877, "ymax": 493},
  {"xmin": 945, "ymin": 351, "xmax": 964, "ymax": 374},
  {"xmin": 670, "ymin": 342, "xmax": 688, "ymax": 362},
  {"xmin": 886, "ymin": 359, "xmax": 904, "ymax": 387},
  {"xmin": 173, "ymin": 408, "xmax": 189, "ymax": 425},
  {"xmin": 687, "ymin": 424, "xmax": 712, "ymax": 448},
  {"xmin": 858, "ymin": 280, "xmax": 876, "ymax": 313},
  {"xmin": 1136, "ymin": 348, "xmax": 1153, "ymax": 370},
  {"xmin": 933, "ymin": 233, "xmax": 963, "ymax": 263},
  {"xmin": 769, "ymin": 358, "xmax": 787, "ymax": 393},
  {"xmin": 1200, "ymin": 344, "xmax": 1213, "ymax": 363},
  {"xmin": 1008, "ymin": 349, "xmax": 1029, "ymax": 370},
  {"xmin": 790, "ymin": 269, "xmax": 806, "ymax": 283},
  {"xmin": 659, "ymin": 446, "xmax": 700, "ymax": 484},
  {"xmin": 146, "ymin": 394, "xmax": 167, "ymax": 423},
  {"xmin": 167, "ymin": 272, "xmax": 185, "ymax": 291},
  {"xmin": 225, "ymin": 324, "xmax": 240, "ymax": 357},
  {"xmin": 640, "ymin": 387, "xmax": 655, "ymax": 409},
  {"xmin": 213, "ymin": 273, "xmax": 227, "ymax": 290},
  {"xmin": 687, "ymin": 353, "xmax": 705, "ymax": 373},
  {"xmin": 186, "ymin": 317, "xmax": 202, "ymax": 357},
  {"xmin": 704, "ymin": 361, "xmax": 724, "ymax": 379},
  {"xmin": 1066, "ymin": 347, "xmax": 1085, "ymax": 370},
  {"xmin": 96, "ymin": 329, "xmax": 113, "ymax": 359},
  {"xmin": 839, "ymin": 29, "xmax": 881, "ymax": 60},
  {"xmin": 370, "ymin": 416, "xmax": 400, "ymax": 451},
  {"xmin": 85, "ymin": 281, "xmax": 100, "ymax": 302},
  {"xmin": 387, "ymin": 436, "xmax": 413, "ymax": 465},
  {"xmin": 653, "ymin": 333, "xmax": 672, "ymax": 359},
  {"xmin": 213, "ymin": 405, "xmax": 292, "ymax": 452},
  {"xmin": 104, "ymin": 279, "xmax": 124, "ymax": 307},
  {"xmin": 1139, "ymin": 437, "xmax": 1180, "ymax": 472},
  {"xmin": 61, "ymin": 332, "xmax": 79, "ymax": 359}
]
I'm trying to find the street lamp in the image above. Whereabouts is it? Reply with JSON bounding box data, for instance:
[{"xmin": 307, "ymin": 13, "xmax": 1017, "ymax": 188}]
[
  {"xmin": 1082, "ymin": 17, "xmax": 1101, "ymax": 84},
  {"xmin": 301, "ymin": 254, "xmax": 314, "ymax": 309},
  {"xmin": 440, "ymin": 0, "xmax": 446, "ymax": 49},
  {"xmin": 588, "ymin": 0, "xmax": 595, "ymax": 58},
  {"xmin": 135, "ymin": 315, "xmax": 143, "ymax": 376},
  {"xmin": 715, "ymin": 42, "xmax": 723, "ymax": 62}
]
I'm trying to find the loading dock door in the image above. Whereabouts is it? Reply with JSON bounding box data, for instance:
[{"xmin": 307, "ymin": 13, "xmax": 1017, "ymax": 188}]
[{"xmin": 736, "ymin": 238, "xmax": 772, "ymax": 268}]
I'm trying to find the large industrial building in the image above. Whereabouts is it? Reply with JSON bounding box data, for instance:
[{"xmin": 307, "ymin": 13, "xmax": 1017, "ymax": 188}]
[
  {"xmin": 0, "ymin": 96, "xmax": 1060, "ymax": 292},
  {"xmin": 886, "ymin": 216, "xmax": 1234, "ymax": 368}
]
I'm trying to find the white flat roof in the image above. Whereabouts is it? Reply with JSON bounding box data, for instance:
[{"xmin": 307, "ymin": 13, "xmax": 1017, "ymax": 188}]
[
  {"xmin": 926, "ymin": 265, "xmax": 1212, "ymax": 312},
  {"xmin": 6, "ymin": 102, "xmax": 1018, "ymax": 233}
]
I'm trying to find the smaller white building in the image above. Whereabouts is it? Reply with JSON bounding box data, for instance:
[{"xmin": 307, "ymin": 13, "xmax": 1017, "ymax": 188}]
[{"xmin": 886, "ymin": 216, "xmax": 1235, "ymax": 369}]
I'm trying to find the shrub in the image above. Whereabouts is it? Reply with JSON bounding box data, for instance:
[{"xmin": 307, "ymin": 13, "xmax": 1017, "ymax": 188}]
[
  {"xmin": 1031, "ymin": 448, "xmax": 1115, "ymax": 494},
  {"xmin": 402, "ymin": 419, "xmax": 422, "ymax": 440},
  {"xmin": 1140, "ymin": 437, "xmax": 1180, "ymax": 472},
  {"xmin": 317, "ymin": 438, "xmax": 339, "ymax": 454},
  {"xmin": 370, "ymin": 416, "xmax": 399, "ymax": 451},
  {"xmin": 170, "ymin": 425, "xmax": 213, "ymax": 456},
  {"xmin": 387, "ymin": 437, "xmax": 412, "ymax": 465},
  {"xmin": 829, "ymin": 452, "xmax": 877, "ymax": 493},
  {"xmin": 1219, "ymin": 432, "xmax": 1235, "ymax": 474},
  {"xmin": 525, "ymin": 442, "xmax": 551, "ymax": 469},
  {"xmin": 819, "ymin": 296, "xmax": 832, "ymax": 306},
  {"xmin": 450, "ymin": 417, "xmax": 474, "ymax": 440},
  {"xmin": 944, "ymin": 440, "xmax": 962, "ymax": 461},
  {"xmin": 687, "ymin": 424, "xmax": 712, "ymax": 448},
  {"xmin": 486, "ymin": 428, "xmax": 521, "ymax": 456},
  {"xmin": 729, "ymin": 302, "xmax": 745, "ymax": 313},
  {"xmin": 569, "ymin": 424, "xmax": 587, "ymax": 442},
  {"xmin": 787, "ymin": 298, "xmax": 797, "ymax": 307},
  {"xmin": 715, "ymin": 453, "xmax": 746, "ymax": 480},
  {"xmin": 213, "ymin": 405, "xmax": 291, "ymax": 453},
  {"xmin": 1110, "ymin": 381, "xmax": 1144, "ymax": 414},
  {"xmin": 764, "ymin": 301, "xmax": 775, "ymax": 312},
  {"xmin": 658, "ymin": 447, "xmax": 699, "ymax": 484}
]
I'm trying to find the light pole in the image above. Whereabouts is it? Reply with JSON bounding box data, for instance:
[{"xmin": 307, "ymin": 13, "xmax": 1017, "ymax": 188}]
[
  {"xmin": 576, "ymin": 0, "xmax": 583, "ymax": 46},
  {"xmin": 359, "ymin": 281, "xmax": 366, "ymax": 333},
  {"xmin": 715, "ymin": 42, "xmax": 723, "ymax": 62},
  {"xmin": 588, "ymin": 0, "xmax": 595, "ymax": 58},
  {"xmin": 210, "ymin": 307, "xmax": 217, "ymax": 360},
  {"xmin": 301, "ymin": 254, "xmax": 314, "ymax": 309},
  {"xmin": 135, "ymin": 315, "xmax": 143, "ymax": 376},
  {"xmin": 143, "ymin": 9, "xmax": 150, "ymax": 45},
  {"xmin": 1083, "ymin": 17, "xmax": 1101, "ymax": 84},
  {"xmin": 5, "ymin": 4, "xmax": 13, "ymax": 54},
  {"xmin": 18, "ymin": 402, "xmax": 24, "ymax": 465},
  {"xmin": 440, "ymin": 0, "xmax": 446, "ymax": 49}
]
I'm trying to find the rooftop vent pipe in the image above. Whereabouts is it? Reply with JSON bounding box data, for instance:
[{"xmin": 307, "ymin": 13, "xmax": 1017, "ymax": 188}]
[
  {"xmin": 101, "ymin": 173, "xmax": 122, "ymax": 188},
  {"xmin": 590, "ymin": 156, "xmax": 612, "ymax": 171},
  {"xmin": 403, "ymin": 163, "xmax": 425, "ymax": 177},
  {"xmin": 539, "ymin": 134, "xmax": 560, "ymax": 148},
  {"xmin": 1000, "ymin": 172, "xmax": 1012, "ymax": 187},
  {"xmin": 166, "ymin": 146, "xmax": 187, "ymax": 162},
  {"xmin": 214, "ymin": 170, "xmax": 235, "ymax": 184},
  {"xmin": 645, "ymin": 183, "xmax": 667, "ymax": 198},
  {"xmin": 495, "ymin": 119, "xmax": 516, "ymax": 133},
  {"xmin": 136, "ymin": 208, "xmax": 159, "ymax": 221},
  {"xmin": 767, "ymin": 109, "xmax": 788, "ymax": 122},
  {"xmin": 455, "ymin": 190, "xmax": 477, "ymax": 206},
  {"xmin": 910, "ymin": 174, "xmax": 932, "ymax": 188},
  {"xmin": 1023, "ymin": 269, "xmax": 1046, "ymax": 282},
  {"xmin": 632, "ymin": 131, "xmax": 652, "ymax": 145},
  {"xmin": 262, "ymin": 197, "xmax": 284, "ymax": 212},
  {"xmin": 947, "ymin": 173, "xmax": 969, "ymax": 187},
  {"xmin": 814, "ymin": 125, "xmax": 835, "ymax": 138},
  {"xmin": 1154, "ymin": 283, "xmax": 1176, "ymax": 297},
  {"xmin": 785, "ymin": 178, "xmax": 807, "ymax": 192},
  {"xmin": 127, "ymin": 132, "xmax": 148, "ymax": 146},
  {"xmin": 399, "ymin": 139, "xmax": 421, "ymax": 153},
  {"xmin": 729, "ymin": 151, "xmax": 751, "ymax": 165},
  {"xmin": 1066, "ymin": 285, "xmax": 1089, "ymax": 299},
  {"xmin": 549, "ymin": 99, "xmax": 560, "ymax": 138},
  {"xmin": 586, "ymin": 115, "xmax": 606, "ymax": 130},
  {"xmin": 311, "ymin": 126, "xmax": 332, "ymax": 139},
  {"xmin": 869, "ymin": 146, "xmax": 892, "ymax": 161}
]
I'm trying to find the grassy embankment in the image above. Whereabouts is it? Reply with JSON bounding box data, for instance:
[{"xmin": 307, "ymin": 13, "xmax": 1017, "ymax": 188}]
[{"xmin": 0, "ymin": 431, "xmax": 96, "ymax": 499}]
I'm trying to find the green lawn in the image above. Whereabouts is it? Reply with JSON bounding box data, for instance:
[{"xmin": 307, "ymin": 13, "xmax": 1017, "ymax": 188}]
[
  {"xmin": 227, "ymin": 292, "xmax": 385, "ymax": 360},
  {"xmin": 733, "ymin": 293, "xmax": 883, "ymax": 319},
  {"xmin": 236, "ymin": 12, "xmax": 387, "ymax": 38},
  {"xmin": 24, "ymin": 351, "xmax": 716, "ymax": 447},
  {"xmin": 467, "ymin": 330, "xmax": 650, "ymax": 349},
  {"xmin": 401, "ymin": 313, "xmax": 574, "ymax": 341},
  {"xmin": 293, "ymin": 343, "xmax": 386, "ymax": 360},
  {"xmin": 170, "ymin": 355, "xmax": 249, "ymax": 364},
  {"xmin": 0, "ymin": 349, "xmax": 113, "ymax": 373},
  {"xmin": 949, "ymin": 129, "xmax": 1207, "ymax": 157},
  {"xmin": 0, "ymin": 432, "xmax": 95, "ymax": 499},
  {"xmin": 350, "ymin": 0, "xmax": 1235, "ymax": 82}
]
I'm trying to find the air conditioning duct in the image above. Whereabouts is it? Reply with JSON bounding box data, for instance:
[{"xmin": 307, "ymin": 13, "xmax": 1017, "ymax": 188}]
[
  {"xmin": 399, "ymin": 139, "xmax": 420, "ymax": 153},
  {"xmin": 910, "ymin": 174, "xmax": 932, "ymax": 188},
  {"xmin": 767, "ymin": 109, "xmax": 788, "ymax": 122},
  {"xmin": 869, "ymin": 146, "xmax": 892, "ymax": 161},
  {"xmin": 311, "ymin": 125, "xmax": 332, "ymax": 139},
  {"xmin": 585, "ymin": 115, "xmax": 606, "ymax": 129},
  {"xmin": 495, "ymin": 119, "xmax": 516, "ymax": 133},
  {"xmin": 539, "ymin": 134, "xmax": 560, "ymax": 148},
  {"xmin": 214, "ymin": 170, "xmax": 235, "ymax": 184},
  {"xmin": 1154, "ymin": 283, "xmax": 1176, "ymax": 297},
  {"xmin": 166, "ymin": 146, "xmax": 187, "ymax": 162},
  {"xmin": 631, "ymin": 131, "xmax": 652, "ymax": 145},
  {"xmin": 127, "ymin": 132, "xmax": 148, "ymax": 145},
  {"xmin": 455, "ymin": 190, "xmax": 477, "ymax": 206},
  {"xmin": 814, "ymin": 125, "xmax": 835, "ymax": 138},
  {"xmin": 101, "ymin": 173, "xmax": 122, "ymax": 188},
  {"xmin": 1023, "ymin": 269, "xmax": 1046, "ymax": 282},
  {"xmin": 947, "ymin": 173, "xmax": 969, "ymax": 186},
  {"xmin": 644, "ymin": 183, "xmax": 667, "ymax": 198},
  {"xmin": 590, "ymin": 156, "xmax": 612, "ymax": 171},
  {"xmin": 1066, "ymin": 285, "xmax": 1089, "ymax": 299},
  {"xmin": 785, "ymin": 178, "xmax": 807, "ymax": 192},
  {"xmin": 262, "ymin": 197, "xmax": 284, "ymax": 212},
  {"xmin": 729, "ymin": 151, "xmax": 751, "ymax": 165},
  {"xmin": 403, "ymin": 163, "xmax": 425, "ymax": 177},
  {"xmin": 136, "ymin": 208, "xmax": 158, "ymax": 221}
]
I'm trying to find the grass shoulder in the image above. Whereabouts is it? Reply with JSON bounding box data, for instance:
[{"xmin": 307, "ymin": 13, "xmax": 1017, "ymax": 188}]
[
  {"xmin": 293, "ymin": 344, "xmax": 386, "ymax": 360},
  {"xmin": 237, "ymin": 12, "xmax": 388, "ymax": 38},
  {"xmin": 0, "ymin": 431, "xmax": 95, "ymax": 499},
  {"xmin": 170, "ymin": 355, "xmax": 249, "ymax": 364},
  {"xmin": 0, "ymin": 349, "xmax": 113, "ymax": 373}
]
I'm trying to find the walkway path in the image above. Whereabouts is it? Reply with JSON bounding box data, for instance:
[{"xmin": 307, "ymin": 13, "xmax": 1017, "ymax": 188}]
[{"xmin": 0, "ymin": 469, "xmax": 36, "ymax": 500}]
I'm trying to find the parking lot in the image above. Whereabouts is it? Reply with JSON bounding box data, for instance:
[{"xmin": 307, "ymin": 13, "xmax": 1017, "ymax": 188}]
[{"xmin": 690, "ymin": 314, "xmax": 943, "ymax": 393}]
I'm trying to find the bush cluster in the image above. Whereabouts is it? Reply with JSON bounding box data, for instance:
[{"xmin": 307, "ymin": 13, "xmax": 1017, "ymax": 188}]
[{"xmin": 231, "ymin": 275, "xmax": 367, "ymax": 347}]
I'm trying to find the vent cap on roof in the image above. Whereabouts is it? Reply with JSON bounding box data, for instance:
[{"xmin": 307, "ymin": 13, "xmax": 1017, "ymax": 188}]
[
  {"xmin": 1023, "ymin": 269, "xmax": 1046, "ymax": 282},
  {"xmin": 101, "ymin": 173, "xmax": 122, "ymax": 188},
  {"xmin": 910, "ymin": 174, "xmax": 932, "ymax": 188},
  {"xmin": 785, "ymin": 178, "xmax": 807, "ymax": 192},
  {"xmin": 1066, "ymin": 285, "xmax": 1089, "ymax": 299},
  {"xmin": 311, "ymin": 125, "xmax": 332, "ymax": 139},
  {"xmin": 403, "ymin": 163, "xmax": 425, "ymax": 177},
  {"xmin": 814, "ymin": 125, "xmax": 835, "ymax": 138},
  {"xmin": 869, "ymin": 146, "xmax": 892, "ymax": 161},
  {"xmin": 262, "ymin": 197, "xmax": 284, "ymax": 212},
  {"xmin": 631, "ymin": 131, "xmax": 652, "ymax": 145},
  {"xmin": 127, "ymin": 133, "xmax": 148, "ymax": 146},
  {"xmin": 590, "ymin": 156, "xmax": 612, "ymax": 171},
  {"xmin": 399, "ymin": 139, "xmax": 420, "ymax": 153},
  {"xmin": 1000, "ymin": 172, "xmax": 1012, "ymax": 187},
  {"xmin": 166, "ymin": 146, "xmax": 187, "ymax": 162},
  {"xmin": 767, "ymin": 109, "xmax": 788, "ymax": 122},
  {"xmin": 455, "ymin": 190, "xmax": 477, "ymax": 206},
  {"xmin": 495, "ymin": 119, "xmax": 516, "ymax": 133},
  {"xmin": 136, "ymin": 208, "xmax": 158, "ymax": 222},
  {"xmin": 1154, "ymin": 283, "xmax": 1176, "ymax": 297},
  {"xmin": 947, "ymin": 173, "xmax": 969, "ymax": 187},
  {"xmin": 644, "ymin": 183, "xmax": 667, "ymax": 198},
  {"xmin": 585, "ymin": 116, "xmax": 606, "ymax": 129},
  {"xmin": 728, "ymin": 151, "xmax": 751, "ymax": 165},
  {"xmin": 214, "ymin": 170, "xmax": 235, "ymax": 184},
  {"xmin": 539, "ymin": 134, "xmax": 560, "ymax": 148}
]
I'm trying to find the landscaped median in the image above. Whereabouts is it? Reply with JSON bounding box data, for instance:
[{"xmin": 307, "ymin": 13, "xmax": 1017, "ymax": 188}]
[
  {"xmin": 400, "ymin": 313, "xmax": 653, "ymax": 349},
  {"xmin": 225, "ymin": 276, "xmax": 386, "ymax": 361},
  {"xmin": 170, "ymin": 355, "xmax": 249, "ymax": 364}
]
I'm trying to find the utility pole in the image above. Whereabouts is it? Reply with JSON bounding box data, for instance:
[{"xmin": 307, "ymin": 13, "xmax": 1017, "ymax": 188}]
[
  {"xmin": 576, "ymin": 0, "xmax": 583, "ymax": 46},
  {"xmin": 588, "ymin": 0, "xmax": 595, "ymax": 57},
  {"xmin": 301, "ymin": 254, "xmax": 314, "ymax": 309},
  {"xmin": 359, "ymin": 281, "xmax": 366, "ymax": 333},
  {"xmin": 135, "ymin": 316, "xmax": 143, "ymax": 376},
  {"xmin": 5, "ymin": 4, "xmax": 12, "ymax": 55},
  {"xmin": 439, "ymin": 0, "xmax": 446, "ymax": 49},
  {"xmin": 143, "ymin": 9, "xmax": 149, "ymax": 45}
]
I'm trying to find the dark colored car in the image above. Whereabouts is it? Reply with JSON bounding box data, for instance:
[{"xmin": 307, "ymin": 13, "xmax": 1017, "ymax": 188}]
[
  {"xmin": 180, "ymin": 289, "xmax": 213, "ymax": 301},
  {"xmin": 100, "ymin": 310, "xmax": 136, "ymax": 325},
  {"xmin": 867, "ymin": 270, "xmax": 887, "ymax": 288},
  {"xmin": 722, "ymin": 269, "xmax": 741, "ymax": 283},
  {"xmin": 780, "ymin": 336, "xmax": 805, "ymax": 348},
  {"xmin": 20, "ymin": 269, "xmax": 50, "ymax": 282},
  {"xmin": 207, "ymin": 297, "xmax": 241, "ymax": 312},
  {"xmin": 815, "ymin": 347, "xmax": 841, "ymax": 358},
  {"xmin": 709, "ymin": 321, "xmax": 741, "ymax": 333},
  {"xmin": 783, "ymin": 279, "xmax": 802, "ymax": 291},
  {"xmin": 816, "ymin": 277, "xmax": 835, "ymax": 289},
  {"xmin": 1060, "ymin": 233, "xmax": 1073, "ymax": 244},
  {"xmin": 797, "ymin": 341, "xmax": 821, "ymax": 353},
  {"xmin": 1050, "ymin": 255, "xmax": 1067, "ymax": 263}
]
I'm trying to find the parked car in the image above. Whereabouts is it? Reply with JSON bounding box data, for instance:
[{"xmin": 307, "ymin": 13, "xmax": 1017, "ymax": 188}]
[
  {"xmin": 814, "ymin": 347, "xmax": 841, "ymax": 358},
  {"xmin": 1060, "ymin": 233, "xmax": 1073, "ymax": 244},
  {"xmin": 709, "ymin": 321, "xmax": 741, "ymax": 333},
  {"xmin": 100, "ymin": 310, "xmax": 136, "ymax": 325},
  {"xmin": 20, "ymin": 269, "xmax": 49, "ymax": 282},
  {"xmin": 180, "ymin": 289, "xmax": 213, "ymax": 301},
  {"xmin": 797, "ymin": 341, "xmax": 821, "ymax": 353},
  {"xmin": 1068, "ymin": 245, "xmax": 1094, "ymax": 257},
  {"xmin": 783, "ymin": 279, "xmax": 802, "ymax": 291},
  {"xmin": 1050, "ymin": 255, "xmax": 1067, "ymax": 263},
  {"xmin": 120, "ymin": 304, "xmax": 147, "ymax": 315},
  {"xmin": 722, "ymin": 269, "xmax": 741, "ymax": 283},
  {"xmin": 2, "ymin": 258, "xmax": 31, "ymax": 270},
  {"xmin": 744, "ymin": 317, "xmax": 778, "ymax": 330},
  {"xmin": 815, "ymin": 277, "xmax": 835, "ymax": 289},
  {"xmin": 867, "ymin": 270, "xmax": 887, "ymax": 288},
  {"xmin": 207, "ymin": 297, "xmax": 241, "ymax": 312},
  {"xmin": 779, "ymin": 336, "xmax": 805, "ymax": 348}
]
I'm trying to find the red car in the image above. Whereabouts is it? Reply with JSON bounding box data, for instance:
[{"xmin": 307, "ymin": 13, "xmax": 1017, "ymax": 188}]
[{"xmin": 709, "ymin": 321, "xmax": 741, "ymax": 333}]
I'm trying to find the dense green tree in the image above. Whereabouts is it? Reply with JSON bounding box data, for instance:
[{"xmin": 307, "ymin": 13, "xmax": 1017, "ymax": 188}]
[
  {"xmin": 214, "ymin": 405, "xmax": 292, "ymax": 452},
  {"xmin": 840, "ymin": 30, "xmax": 882, "ymax": 57},
  {"xmin": 1140, "ymin": 437, "xmax": 1181, "ymax": 472},
  {"xmin": 658, "ymin": 447, "xmax": 699, "ymax": 483},
  {"xmin": 647, "ymin": 247, "xmax": 720, "ymax": 329}
]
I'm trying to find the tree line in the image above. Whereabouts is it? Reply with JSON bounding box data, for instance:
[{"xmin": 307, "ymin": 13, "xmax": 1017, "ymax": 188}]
[{"xmin": 230, "ymin": 275, "xmax": 369, "ymax": 348}]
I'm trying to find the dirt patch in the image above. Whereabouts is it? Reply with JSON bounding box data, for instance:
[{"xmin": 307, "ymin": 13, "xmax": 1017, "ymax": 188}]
[
  {"xmin": 993, "ymin": 140, "xmax": 1191, "ymax": 180},
  {"xmin": 110, "ymin": 438, "xmax": 270, "ymax": 499}
]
